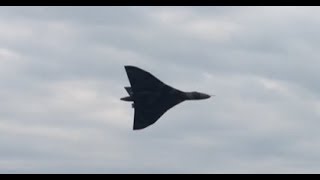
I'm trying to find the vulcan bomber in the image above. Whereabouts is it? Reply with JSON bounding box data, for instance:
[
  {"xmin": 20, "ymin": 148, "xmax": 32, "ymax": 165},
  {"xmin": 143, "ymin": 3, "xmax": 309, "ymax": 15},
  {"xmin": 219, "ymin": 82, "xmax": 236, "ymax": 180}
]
[{"xmin": 121, "ymin": 65, "xmax": 211, "ymax": 130}]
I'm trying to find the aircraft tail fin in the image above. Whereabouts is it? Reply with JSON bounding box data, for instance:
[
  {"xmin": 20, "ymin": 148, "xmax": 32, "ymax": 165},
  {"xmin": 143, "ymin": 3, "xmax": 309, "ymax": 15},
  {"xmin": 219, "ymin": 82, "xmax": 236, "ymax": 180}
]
[{"xmin": 125, "ymin": 87, "xmax": 133, "ymax": 95}]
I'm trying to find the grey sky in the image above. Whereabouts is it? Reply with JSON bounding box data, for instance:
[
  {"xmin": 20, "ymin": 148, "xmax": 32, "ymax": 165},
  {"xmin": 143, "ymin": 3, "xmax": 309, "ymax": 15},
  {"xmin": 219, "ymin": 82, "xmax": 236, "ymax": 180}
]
[{"xmin": 0, "ymin": 6, "xmax": 320, "ymax": 173}]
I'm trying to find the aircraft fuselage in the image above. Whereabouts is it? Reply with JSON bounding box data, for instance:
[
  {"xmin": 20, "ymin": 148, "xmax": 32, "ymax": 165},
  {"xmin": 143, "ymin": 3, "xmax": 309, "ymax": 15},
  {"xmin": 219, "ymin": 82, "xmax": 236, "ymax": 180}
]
[{"xmin": 121, "ymin": 90, "xmax": 210, "ymax": 103}]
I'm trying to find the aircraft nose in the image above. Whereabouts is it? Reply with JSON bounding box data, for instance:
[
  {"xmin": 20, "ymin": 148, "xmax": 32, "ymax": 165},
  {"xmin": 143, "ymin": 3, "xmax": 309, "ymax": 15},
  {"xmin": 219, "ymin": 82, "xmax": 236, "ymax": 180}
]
[{"xmin": 200, "ymin": 93, "xmax": 211, "ymax": 99}]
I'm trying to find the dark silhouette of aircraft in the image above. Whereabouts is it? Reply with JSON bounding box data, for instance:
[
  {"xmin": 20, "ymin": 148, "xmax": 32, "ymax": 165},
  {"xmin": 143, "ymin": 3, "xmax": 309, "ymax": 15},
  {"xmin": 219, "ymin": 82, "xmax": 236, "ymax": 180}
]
[{"xmin": 121, "ymin": 65, "xmax": 211, "ymax": 130}]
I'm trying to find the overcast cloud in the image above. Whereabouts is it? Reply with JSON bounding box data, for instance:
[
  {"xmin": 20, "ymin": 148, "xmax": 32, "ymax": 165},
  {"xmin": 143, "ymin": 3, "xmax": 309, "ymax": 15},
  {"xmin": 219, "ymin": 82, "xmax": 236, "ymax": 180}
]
[{"xmin": 0, "ymin": 6, "xmax": 320, "ymax": 173}]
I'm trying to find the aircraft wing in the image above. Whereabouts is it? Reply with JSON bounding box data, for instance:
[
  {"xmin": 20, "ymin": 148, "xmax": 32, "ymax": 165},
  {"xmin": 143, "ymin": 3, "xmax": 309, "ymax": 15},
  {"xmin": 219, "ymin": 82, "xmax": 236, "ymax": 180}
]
[
  {"xmin": 124, "ymin": 65, "xmax": 185, "ymax": 130},
  {"xmin": 124, "ymin": 65, "xmax": 165, "ymax": 93},
  {"xmin": 133, "ymin": 93, "xmax": 184, "ymax": 130}
]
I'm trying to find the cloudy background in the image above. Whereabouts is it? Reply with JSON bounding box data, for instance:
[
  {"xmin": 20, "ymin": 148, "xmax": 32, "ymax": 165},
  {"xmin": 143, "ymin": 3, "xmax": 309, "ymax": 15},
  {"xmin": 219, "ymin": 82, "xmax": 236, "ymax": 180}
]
[{"xmin": 0, "ymin": 6, "xmax": 320, "ymax": 173}]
